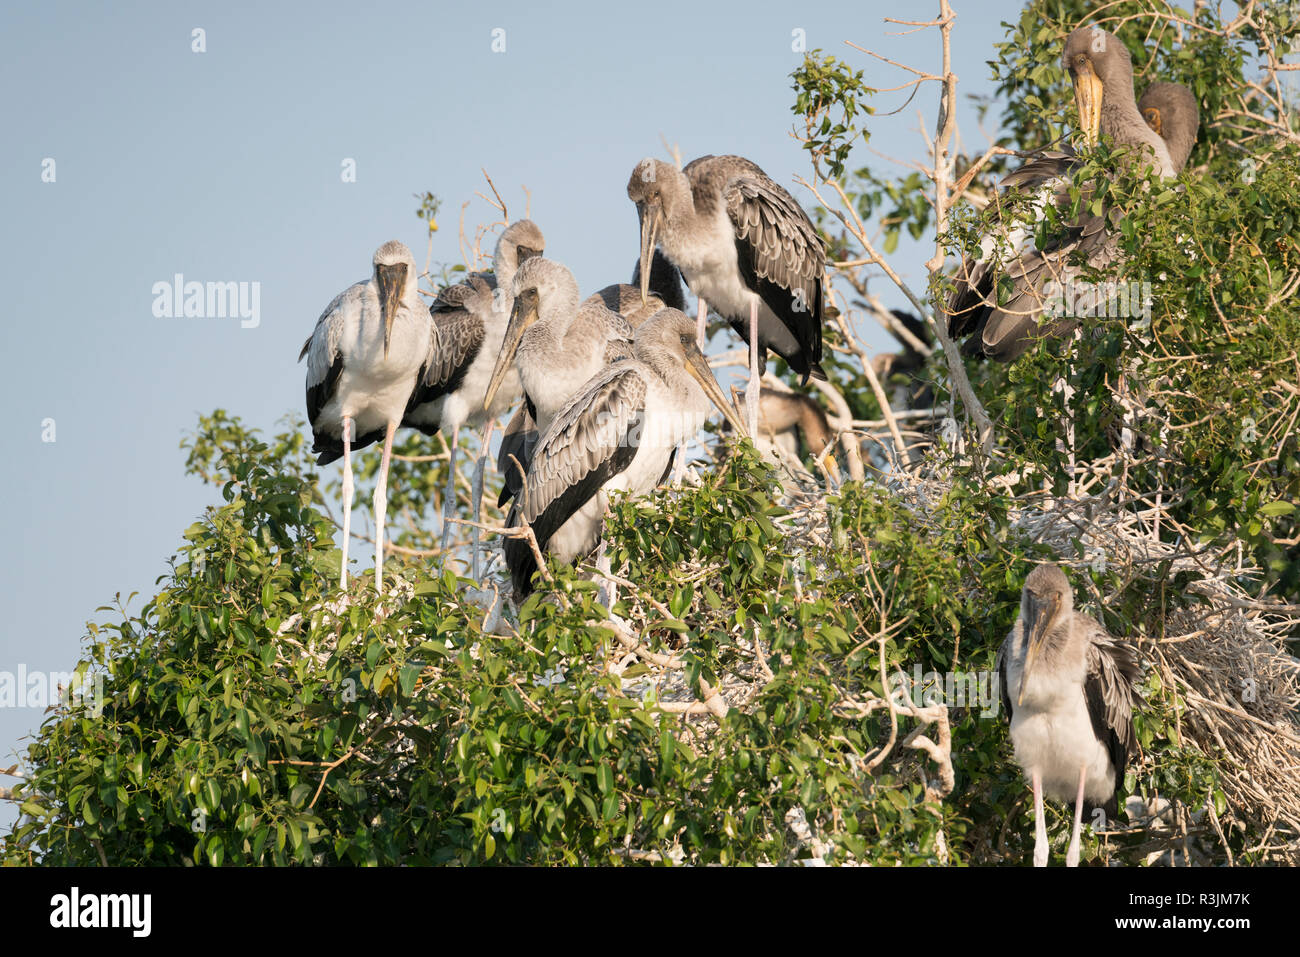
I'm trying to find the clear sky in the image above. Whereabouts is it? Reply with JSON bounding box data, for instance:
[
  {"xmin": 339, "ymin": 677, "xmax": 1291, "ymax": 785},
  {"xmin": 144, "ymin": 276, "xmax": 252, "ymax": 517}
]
[{"xmin": 0, "ymin": 0, "xmax": 1025, "ymax": 829}]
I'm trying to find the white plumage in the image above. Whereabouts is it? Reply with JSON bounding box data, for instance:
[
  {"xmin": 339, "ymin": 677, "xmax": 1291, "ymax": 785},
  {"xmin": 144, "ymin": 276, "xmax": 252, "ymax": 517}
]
[
  {"xmin": 299, "ymin": 239, "xmax": 429, "ymax": 594},
  {"xmin": 997, "ymin": 563, "xmax": 1141, "ymax": 866}
]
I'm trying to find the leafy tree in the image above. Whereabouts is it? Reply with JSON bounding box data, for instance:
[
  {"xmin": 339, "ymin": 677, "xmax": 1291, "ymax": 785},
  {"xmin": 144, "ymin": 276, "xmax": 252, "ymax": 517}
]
[{"xmin": 6, "ymin": 0, "xmax": 1298, "ymax": 866}]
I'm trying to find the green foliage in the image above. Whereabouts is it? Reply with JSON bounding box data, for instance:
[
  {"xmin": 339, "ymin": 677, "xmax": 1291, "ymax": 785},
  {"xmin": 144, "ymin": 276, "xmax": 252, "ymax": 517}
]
[
  {"xmin": 5, "ymin": 0, "xmax": 1293, "ymax": 869},
  {"xmin": 5, "ymin": 416, "xmax": 1209, "ymax": 866},
  {"xmin": 791, "ymin": 51, "xmax": 876, "ymax": 181}
]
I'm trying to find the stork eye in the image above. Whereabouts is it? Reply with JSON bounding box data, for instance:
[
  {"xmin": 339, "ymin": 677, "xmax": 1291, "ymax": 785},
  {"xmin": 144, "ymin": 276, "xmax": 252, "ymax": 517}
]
[{"xmin": 680, "ymin": 334, "xmax": 691, "ymax": 345}]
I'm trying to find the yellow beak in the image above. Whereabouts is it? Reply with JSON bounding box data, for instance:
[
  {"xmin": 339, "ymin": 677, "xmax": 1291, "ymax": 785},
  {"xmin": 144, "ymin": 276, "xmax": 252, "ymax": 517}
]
[{"xmin": 1072, "ymin": 63, "xmax": 1105, "ymax": 146}]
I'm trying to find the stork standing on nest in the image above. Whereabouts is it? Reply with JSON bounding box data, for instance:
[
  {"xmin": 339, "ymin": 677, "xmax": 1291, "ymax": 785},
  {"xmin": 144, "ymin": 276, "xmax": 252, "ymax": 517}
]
[
  {"xmin": 627, "ymin": 155, "xmax": 827, "ymax": 438},
  {"xmin": 997, "ymin": 563, "xmax": 1142, "ymax": 866},
  {"xmin": 404, "ymin": 219, "xmax": 543, "ymax": 549},
  {"xmin": 300, "ymin": 240, "xmax": 430, "ymax": 594}
]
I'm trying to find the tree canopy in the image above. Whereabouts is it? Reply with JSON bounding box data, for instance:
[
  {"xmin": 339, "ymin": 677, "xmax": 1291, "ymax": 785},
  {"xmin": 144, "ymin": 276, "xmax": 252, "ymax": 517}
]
[{"xmin": 5, "ymin": 0, "xmax": 1298, "ymax": 866}]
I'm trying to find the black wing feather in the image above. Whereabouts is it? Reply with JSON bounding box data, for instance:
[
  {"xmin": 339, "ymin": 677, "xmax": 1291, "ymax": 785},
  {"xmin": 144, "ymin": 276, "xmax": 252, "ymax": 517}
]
[
  {"xmin": 1082, "ymin": 632, "xmax": 1142, "ymax": 818},
  {"xmin": 503, "ymin": 415, "xmax": 641, "ymax": 600}
]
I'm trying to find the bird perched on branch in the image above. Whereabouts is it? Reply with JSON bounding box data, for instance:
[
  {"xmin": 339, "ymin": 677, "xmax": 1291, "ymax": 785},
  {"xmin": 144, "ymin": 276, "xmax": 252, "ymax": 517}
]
[
  {"xmin": 404, "ymin": 219, "xmax": 545, "ymax": 544},
  {"xmin": 628, "ymin": 154, "xmax": 827, "ymax": 438},
  {"xmin": 503, "ymin": 308, "xmax": 747, "ymax": 601},
  {"xmin": 948, "ymin": 27, "xmax": 1199, "ymax": 360},
  {"xmin": 300, "ymin": 240, "xmax": 430, "ymax": 593}
]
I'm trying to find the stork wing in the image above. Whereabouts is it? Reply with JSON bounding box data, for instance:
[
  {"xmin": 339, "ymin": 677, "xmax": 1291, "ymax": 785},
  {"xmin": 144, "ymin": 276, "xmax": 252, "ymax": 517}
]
[
  {"xmin": 970, "ymin": 211, "xmax": 1114, "ymax": 360},
  {"xmin": 300, "ymin": 283, "xmax": 359, "ymax": 430},
  {"xmin": 504, "ymin": 365, "xmax": 648, "ymax": 595},
  {"xmin": 431, "ymin": 270, "xmax": 495, "ymax": 315},
  {"xmin": 497, "ymin": 403, "xmax": 538, "ymax": 508},
  {"xmin": 995, "ymin": 625, "xmax": 1017, "ymax": 721},
  {"xmin": 406, "ymin": 274, "xmax": 492, "ymax": 415},
  {"xmin": 1083, "ymin": 622, "xmax": 1142, "ymax": 806}
]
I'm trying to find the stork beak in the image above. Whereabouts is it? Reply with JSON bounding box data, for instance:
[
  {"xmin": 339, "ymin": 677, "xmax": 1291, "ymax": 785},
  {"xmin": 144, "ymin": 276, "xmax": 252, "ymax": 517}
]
[
  {"xmin": 376, "ymin": 263, "xmax": 407, "ymax": 360},
  {"xmin": 638, "ymin": 204, "xmax": 661, "ymax": 307},
  {"xmin": 684, "ymin": 345, "xmax": 749, "ymax": 439},
  {"xmin": 484, "ymin": 288, "xmax": 538, "ymax": 410},
  {"xmin": 1017, "ymin": 594, "xmax": 1059, "ymax": 707},
  {"xmin": 1072, "ymin": 62, "xmax": 1105, "ymax": 146}
]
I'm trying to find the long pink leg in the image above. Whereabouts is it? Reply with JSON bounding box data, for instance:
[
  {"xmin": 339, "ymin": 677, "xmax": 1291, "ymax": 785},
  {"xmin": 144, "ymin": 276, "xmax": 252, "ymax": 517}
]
[
  {"xmin": 1032, "ymin": 769, "xmax": 1049, "ymax": 867},
  {"xmin": 440, "ymin": 426, "xmax": 461, "ymax": 549},
  {"xmin": 340, "ymin": 416, "xmax": 353, "ymax": 590},
  {"xmin": 696, "ymin": 296, "xmax": 708, "ymax": 348},
  {"xmin": 373, "ymin": 420, "xmax": 397, "ymax": 595},
  {"xmin": 470, "ymin": 420, "xmax": 496, "ymax": 581},
  {"xmin": 745, "ymin": 300, "xmax": 761, "ymax": 439},
  {"xmin": 1066, "ymin": 765, "xmax": 1087, "ymax": 867}
]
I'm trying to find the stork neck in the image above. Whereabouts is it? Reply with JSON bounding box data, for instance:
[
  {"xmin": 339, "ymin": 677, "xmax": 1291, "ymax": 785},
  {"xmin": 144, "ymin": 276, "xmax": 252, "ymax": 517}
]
[
  {"xmin": 495, "ymin": 244, "xmax": 519, "ymax": 290},
  {"xmin": 659, "ymin": 169, "xmax": 702, "ymax": 245},
  {"xmin": 1102, "ymin": 80, "xmax": 1175, "ymax": 177},
  {"xmin": 1163, "ymin": 119, "xmax": 1197, "ymax": 174},
  {"xmin": 538, "ymin": 278, "xmax": 581, "ymax": 335}
]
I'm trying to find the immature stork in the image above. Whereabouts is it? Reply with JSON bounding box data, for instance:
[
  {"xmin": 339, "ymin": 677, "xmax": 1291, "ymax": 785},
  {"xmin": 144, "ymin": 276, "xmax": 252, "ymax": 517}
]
[
  {"xmin": 300, "ymin": 240, "xmax": 430, "ymax": 593},
  {"xmin": 404, "ymin": 219, "xmax": 544, "ymax": 543},
  {"xmin": 1138, "ymin": 81, "xmax": 1200, "ymax": 171},
  {"xmin": 627, "ymin": 155, "xmax": 827, "ymax": 437},
  {"xmin": 590, "ymin": 249, "xmax": 688, "ymax": 327},
  {"xmin": 494, "ymin": 252, "xmax": 690, "ymax": 506},
  {"xmin": 504, "ymin": 308, "xmax": 748, "ymax": 600},
  {"xmin": 996, "ymin": 563, "xmax": 1142, "ymax": 866},
  {"xmin": 485, "ymin": 257, "xmax": 638, "ymax": 506},
  {"xmin": 948, "ymin": 28, "xmax": 1198, "ymax": 360},
  {"xmin": 754, "ymin": 389, "xmax": 835, "ymax": 468}
]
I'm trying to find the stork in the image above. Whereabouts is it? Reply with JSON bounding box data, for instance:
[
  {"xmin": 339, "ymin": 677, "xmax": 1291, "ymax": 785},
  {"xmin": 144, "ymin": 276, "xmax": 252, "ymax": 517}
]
[
  {"xmin": 948, "ymin": 28, "xmax": 1198, "ymax": 359},
  {"xmin": 485, "ymin": 257, "xmax": 640, "ymax": 508},
  {"xmin": 299, "ymin": 239, "xmax": 430, "ymax": 594},
  {"xmin": 1138, "ymin": 81, "xmax": 1200, "ymax": 171},
  {"xmin": 504, "ymin": 308, "xmax": 748, "ymax": 600},
  {"xmin": 496, "ymin": 254, "xmax": 685, "ymax": 507},
  {"xmin": 627, "ymin": 155, "xmax": 827, "ymax": 438},
  {"xmin": 752, "ymin": 388, "xmax": 835, "ymax": 472},
  {"xmin": 996, "ymin": 563, "xmax": 1142, "ymax": 866},
  {"xmin": 404, "ymin": 219, "xmax": 545, "ymax": 547},
  {"xmin": 589, "ymin": 248, "xmax": 688, "ymax": 328}
]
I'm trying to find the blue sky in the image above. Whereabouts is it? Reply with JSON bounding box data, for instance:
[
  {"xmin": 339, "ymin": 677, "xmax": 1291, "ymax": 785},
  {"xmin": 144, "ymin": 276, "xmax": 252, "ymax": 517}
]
[{"xmin": 0, "ymin": 0, "xmax": 1025, "ymax": 828}]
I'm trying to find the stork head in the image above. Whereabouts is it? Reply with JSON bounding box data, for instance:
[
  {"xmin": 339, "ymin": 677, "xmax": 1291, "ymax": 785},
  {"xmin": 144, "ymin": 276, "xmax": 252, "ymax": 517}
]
[
  {"xmin": 372, "ymin": 240, "xmax": 416, "ymax": 359},
  {"xmin": 1017, "ymin": 563, "xmax": 1074, "ymax": 705},
  {"xmin": 627, "ymin": 158, "xmax": 685, "ymax": 307},
  {"xmin": 483, "ymin": 257, "xmax": 578, "ymax": 411},
  {"xmin": 494, "ymin": 219, "xmax": 546, "ymax": 284},
  {"xmin": 1062, "ymin": 26, "xmax": 1134, "ymax": 146},
  {"xmin": 636, "ymin": 308, "xmax": 749, "ymax": 440},
  {"xmin": 1139, "ymin": 81, "xmax": 1200, "ymax": 173},
  {"xmin": 630, "ymin": 249, "xmax": 686, "ymax": 314}
]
